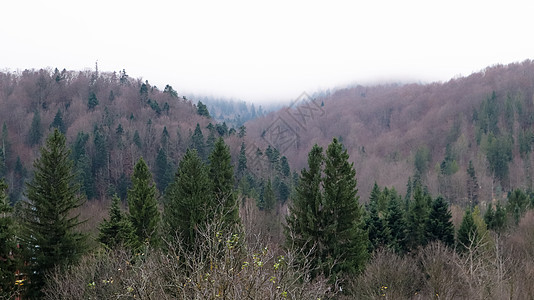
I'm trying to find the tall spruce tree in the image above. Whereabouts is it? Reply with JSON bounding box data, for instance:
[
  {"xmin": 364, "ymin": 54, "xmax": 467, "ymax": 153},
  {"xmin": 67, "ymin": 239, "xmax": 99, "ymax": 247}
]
[
  {"xmin": 27, "ymin": 110, "xmax": 42, "ymax": 146},
  {"xmin": 426, "ymin": 196, "xmax": 455, "ymax": 247},
  {"xmin": 208, "ymin": 138, "xmax": 240, "ymax": 233},
  {"xmin": 21, "ymin": 129, "xmax": 88, "ymax": 298},
  {"xmin": 50, "ymin": 108, "xmax": 66, "ymax": 134},
  {"xmin": 365, "ymin": 189, "xmax": 392, "ymax": 252},
  {"xmin": 98, "ymin": 194, "xmax": 136, "ymax": 249},
  {"xmin": 406, "ymin": 184, "xmax": 430, "ymax": 249},
  {"xmin": 191, "ymin": 123, "xmax": 206, "ymax": 160},
  {"xmin": 322, "ymin": 137, "xmax": 368, "ymax": 277},
  {"xmin": 128, "ymin": 157, "xmax": 160, "ymax": 247},
  {"xmin": 163, "ymin": 149, "xmax": 212, "ymax": 250},
  {"xmin": 466, "ymin": 160, "xmax": 479, "ymax": 207},
  {"xmin": 285, "ymin": 144, "xmax": 325, "ymax": 277},
  {"xmin": 262, "ymin": 178, "xmax": 276, "ymax": 212},
  {"xmin": 0, "ymin": 179, "xmax": 19, "ymax": 299},
  {"xmin": 385, "ymin": 190, "xmax": 407, "ymax": 253},
  {"xmin": 237, "ymin": 142, "xmax": 247, "ymax": 180}
]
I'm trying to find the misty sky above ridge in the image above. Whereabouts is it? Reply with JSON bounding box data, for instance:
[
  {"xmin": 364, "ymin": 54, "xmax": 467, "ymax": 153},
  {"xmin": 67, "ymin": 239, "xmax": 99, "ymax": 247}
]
[{"xmin": 1, "ymin": 0, "xmax": 534, "ymax": 104}]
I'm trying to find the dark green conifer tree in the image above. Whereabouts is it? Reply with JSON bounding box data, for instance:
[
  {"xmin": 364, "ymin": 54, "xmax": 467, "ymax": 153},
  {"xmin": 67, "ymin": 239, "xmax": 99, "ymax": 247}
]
[
  {"xmin": 209, "ymin": 138, "xmax": 240, "ymax": 232},
  {"xmin": 21, "ymin": 129, "xmax": 88, "ymax": 298},
  {"xmin": 262, "ymin": 178, "xmax": 276, "ymax": 212},
  {"xmin": 385, "ymin": 191, "xmax": 407, "ymax": 253},
  {"xmin": 0, "ymin": 179, "xmax": 19, "ymax": 299},
  {"xmin": 285, "ymin": 144, "xmax": 324, "ymax": 277},
  {"xmin": 50, "ymin": 108, "xmax": 66, "ymax": 134},
  {"xmin": 466, "ymin": 160, "xmax": 479, "ymax": 207},
  {"xmin": 237, "ymin": 142, "xmax": 247, "ymax": 180},
  {"xmin": 128, "ymin": 157, "xmax": 160, "ymax": 247},
  {"xmin": 457, "ymin": 209, "xmax": 480, "ymax": 253},
  {"xmin": 88, "ymin": 92, "xmax": 99, "ymax": 110},
  {"xmin": 27, "ymin": 110, "xmax": 42, "ymax": 146},
  {"xmin": 322, "ymin": 138, "xmax": 368, "ymax": 278},
  {"xmin": 164, "ymin": 149, "xmax": 212, "ymax": 250},
  {"xmin": 365, "ymin": 189, "xmax": 392, "ymax": 252},
  {"xmin": 406, "ymin": 184, "xmax": 430, "ymax": 249},
  {"xmin": 196, "ymin": 101, "xmax": 211, "ymax": 118},
  {"xmin": 426, "ymin": 196, "xmax": 455, "ymax": 247},
  {"xmin": 191, "ymin": 123, "xmax": 206, "ymax": 160},
  {"xmin": 98, "ymin": 195, "xmax": 136, "ymax": 249},
  {"xmin": 155, "ymin": 148, "xmax": 171, "ymax": 192}
]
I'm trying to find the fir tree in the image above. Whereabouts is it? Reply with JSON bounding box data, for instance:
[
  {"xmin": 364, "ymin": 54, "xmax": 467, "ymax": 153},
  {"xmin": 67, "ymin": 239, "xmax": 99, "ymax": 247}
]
[
  {"xmin": 466, "ymin": 160, "xmax": 479, "ymax": 207},
  {"xmin": 426, "ymin": 196, "xmax": 455, "ymax": 247},
  {"xmin": 196, "ymin": 101, "xmax": 211, "ymax": 118},
  {"xmin": 285, "ymin": 144, "xmax": 325, "ymax": 277},
  {"xmin": 88, "ymin": 91, "xmax": 99, "ymax": 110},
  {"xmin": 191, "ymin": 123, "xmax": 206, "ymax": 160},
  {"xmin": 457, "ymin": 209, "xmax": 479, "ymax": 253},
  {"xmin": 406, "ymin": 184, "xmax": 430, "ymax": 249},
  {"xmin": 0, "ymin": 179, "xmax": 19, "ymax": 299},
  {"xmin": 128, "ymin": 157, "xmax": 160, "ymax": 247},
  {"xmin": 164, "ymin": 149, "xmax": 212, "ymax": 250},
  {"xmin": 21, "ymin": 129, "xmax": 88, "ymax": 298},
  {"xmin": 98, "ymin": 195, "xmax": 136, "ymax": 249},
  {"xmin": 155, "ymin": 148, "xmax": 171, "ymax": 192},
  {"xmin": 27, "ymin": 110, "xmax": 42, "ymax": 146},
  {"xmin": 50, "ymin": 108, "xmax": 66, "ymax": 134},
  {"xmin": 237, "ymin": 142, "xmax": 247, "ymax": 180},
  {"xmin": 365, "ymin": 190, "xmax": 392, "ymax": 252},
  {"xmin": 385, "ymin": 191, "xmax": 407, "ymax": 253},
  {"xmin": 208, "ymin": 138, "xmax": 240, "ymax": 232},
  {"xmin": 322, "ymin": 138, "xmax": 368, "ymax": 278},
  {"xmin": 262, "ymin": 178, "xmax": 276, "ymax": 212}
]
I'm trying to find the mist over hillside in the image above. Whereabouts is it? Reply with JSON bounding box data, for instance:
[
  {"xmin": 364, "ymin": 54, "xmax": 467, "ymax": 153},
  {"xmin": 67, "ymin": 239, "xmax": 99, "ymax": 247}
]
[{"xmin": 245, "ymin": 60, "xmax": 534, "ymax": 203}]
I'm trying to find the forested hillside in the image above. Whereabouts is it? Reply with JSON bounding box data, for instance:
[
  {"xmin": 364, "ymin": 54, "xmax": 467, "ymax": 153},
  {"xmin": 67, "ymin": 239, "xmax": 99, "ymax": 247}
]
[
  {"xmin": 0, "ymin": 68, "xmax": 247, "ymax": 203},
  {"xmin": 246, "ymin": 60, "xmax": 534, "ymax": 204}
]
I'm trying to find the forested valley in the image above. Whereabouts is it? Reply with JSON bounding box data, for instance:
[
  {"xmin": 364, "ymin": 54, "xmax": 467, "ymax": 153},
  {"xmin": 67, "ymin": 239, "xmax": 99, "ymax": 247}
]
[{"xmin": 3, "ymin": 61, "xmax": 534, "ymax": 299}]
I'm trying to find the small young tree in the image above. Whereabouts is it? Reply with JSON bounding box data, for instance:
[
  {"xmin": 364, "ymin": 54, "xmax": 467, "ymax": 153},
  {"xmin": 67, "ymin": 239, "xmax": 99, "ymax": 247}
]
[
  {"xmin": 21, "ymin": 129, "xmax": 88, "ymax": 298},
  {"xmin": 98, "ymin": 195, "xmax": 136, "ymax": 249}
]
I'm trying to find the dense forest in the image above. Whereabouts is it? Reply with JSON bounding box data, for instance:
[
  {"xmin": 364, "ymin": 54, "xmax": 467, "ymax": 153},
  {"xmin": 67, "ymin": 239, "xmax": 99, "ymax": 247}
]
[{"xmin": 2, "ymin": 62, "xmax": 534, "ymax": 299}]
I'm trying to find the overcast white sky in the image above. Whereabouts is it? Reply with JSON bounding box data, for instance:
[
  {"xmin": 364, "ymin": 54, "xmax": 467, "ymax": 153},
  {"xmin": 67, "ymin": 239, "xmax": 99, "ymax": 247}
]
[{"xmin": 1, "ymin": 0, "xmax": 533, "ymax": 103}]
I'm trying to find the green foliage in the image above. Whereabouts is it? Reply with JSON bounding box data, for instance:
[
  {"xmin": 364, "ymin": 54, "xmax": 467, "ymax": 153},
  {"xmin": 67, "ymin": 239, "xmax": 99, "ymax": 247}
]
[
  {"xmin": 414, "ymin": 145, "xmax": 431, "ymax": 176},
  {"xmin": 164, "ymin": 149, "xmax": 212, "ymax": 251},
  {"xmin": 485, "ymin": 133, "xmax": 513, "ymax": 184},
  {"xmin": 98, "ymin": 195, "xmax": 136, "ymax": 249},
  {"xmin": 466, "ymin": 160, "xmax": 479, "ymax": 207},
  {"xmin": 385, "ymin": 190, "xmax": 407, "ymax": 253},
  {"xmin": 507, "ymin": 189, "xmax": 528, "ymax": 215},
  {"xmin": 163, "ymin": 84, "xmax": 178, "ymax": 98},
  {"xmin": 128, "ymin": 157, "xmax": 160, "ymax": 248},
  {"xmin": 406, "ymin": 184, "xmax": 430, "ymax": 249},
  {"xmin": 287, "ymin": 139, "xmax": 368, "ymax": 281},
  {"xmin": 133, "ymin": 130, "xmax": 142, "ymax": 149},
  {"xmin": 457, "ymin": 209, "xmax": 479, "ymax": 253},
  {"xmin": 21, "ymin": 129, "xmax": 88, "ymax": 298},
  {"xmin": 9, "ymin": 156, "xmax": 26, "ymax": 203},
  {"xmin": 50, "ymin": 109, "xmax": 66, "ymax": 134},
  {"xmin": 426, "ymin": 196, "xmax": 455, "ymax": 247},
  {"xmin": 261, "ymin": 178, "xmax": 276, "ymax": 212},
  {"xmin": 209, "ymin": 138, "xmax": 240, "ymax": 232},
  {"xmin": 88, "ymin": 92, "xmax": 99, "ymax": 110},
  {"xmin": 365, "ymin": 190, "xmax": 392, "ymax": 252},
  {"xmin": 155, "ymin": 148, "xmax": 172, "ymax": 193},
  {"xmin": 27, "ymin": 110, "xmax": 42, "ymax": 146},
  {"xmin": 196, "ymin": 101, "xmax": 211, "ymax": 118},
  {"xmin": 0, "ymin": 179, "xmax": 20, "ymax": 298},
  {"xmin": 237, "ymin": 142, "xmax": 247, "ymax": 179},
  {"xmin": 191, "ymin": 123, "xmax": 206, "ymax": 160}
]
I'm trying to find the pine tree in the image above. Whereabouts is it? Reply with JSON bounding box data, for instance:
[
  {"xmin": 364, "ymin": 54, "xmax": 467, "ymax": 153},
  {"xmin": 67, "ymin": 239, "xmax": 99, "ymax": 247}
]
[
  {"xmin": 208, "ymin": 138, "xmax": 240, "ymax": 232},
  {"xmin": 27, "ymin": 110, "xmax": 42, "ymax": 146},
  {"xmin": 406, "ymin": 184, "xmax": 430, "ymax": 249},
  {"xmin": 88, "ymin": 92, "xmax": 99, "ymax": 109},
  {"xmin": 365, "ymin": 190, "xmax": 392, "ymax": 252},
  {"xmin": 285, "ymin": 144, "xmax": 325, "ymax": 277},
  {"xmin": 262, "ymin": 178, "xmax": 276, "ymax": 212},
  {"xmin": 164, "ymin": 149, "xmax": 212, "ymax": 250},
  {"xmin": 128, "ymin": 157, "xmax": 160, "ymax": 247},
  {"xmin": 322, "ymin": 138, "xmax": 368, "ymax": 278},
  {"xmin": 191, "ymin": 123, "xmax": 206, "ymax": 160},
  {"xmin": 457, "ymin": 209, "xmax": 479, "ymax": 253},
  {"xmin": 10, "ymin": 156, "xmax": 26, "ymax": 203},
  {"xmin": 50, "ymin": 108, "xmax": 66, "ymax": 134},
  {"xmin": 196, "ymin": 101, "xmax": 211, "ymax": 118},
  {"xmin": 0, "ymin": 179, "xmax": 19, "ymax": 298},
  {"xmin": 385, "ymin": 191, "xmax": 407, "ymax": 253},
  {"xmin": 466, "ymin": 160, "xmax": 479, "ymax": 207},
  {"xmin": 237, "ymin": 142, "xmax": 247, "ymax": 180},
  {"xmin": 426, "ymin": 196, "xmax": 455, "ymax": 247},
  {"xmin": 98, "ymin": 195, "xmax": 136, "ymax": 249},
  {"xmin": 155, "ymin": 148, "xmax": 171, "ymax": 192},
  {"xmin": 21, "ymin": 129, "xmax": 88, "ymax": 298}
]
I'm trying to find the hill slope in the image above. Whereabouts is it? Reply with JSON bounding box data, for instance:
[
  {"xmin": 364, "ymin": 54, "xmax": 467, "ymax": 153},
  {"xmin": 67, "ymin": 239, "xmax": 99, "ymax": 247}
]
[{"xmin": 245, "ymin": 60, "xmax": 534, "ymax": 203}]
